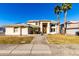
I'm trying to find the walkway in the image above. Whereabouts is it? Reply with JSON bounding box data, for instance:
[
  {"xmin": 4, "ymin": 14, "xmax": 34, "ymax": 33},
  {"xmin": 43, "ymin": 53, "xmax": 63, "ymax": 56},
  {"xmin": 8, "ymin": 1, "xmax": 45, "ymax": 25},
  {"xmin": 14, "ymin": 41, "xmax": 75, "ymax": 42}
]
[
  {"xmin": 30, "ymin": 34, "xmax": 52, "ymax": 56},
  {"xmin": 31, "ymin": 34, "xmax": 48, "ymax": 44}
]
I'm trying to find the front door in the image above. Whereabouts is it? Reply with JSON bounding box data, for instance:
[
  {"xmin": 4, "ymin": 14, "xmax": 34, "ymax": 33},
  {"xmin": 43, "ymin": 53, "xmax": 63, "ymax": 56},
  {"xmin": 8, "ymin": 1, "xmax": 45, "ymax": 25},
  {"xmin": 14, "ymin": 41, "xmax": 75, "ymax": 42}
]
[{"xmin": 42, "ymin": 23, "xmax": 47, "ymax": 34}]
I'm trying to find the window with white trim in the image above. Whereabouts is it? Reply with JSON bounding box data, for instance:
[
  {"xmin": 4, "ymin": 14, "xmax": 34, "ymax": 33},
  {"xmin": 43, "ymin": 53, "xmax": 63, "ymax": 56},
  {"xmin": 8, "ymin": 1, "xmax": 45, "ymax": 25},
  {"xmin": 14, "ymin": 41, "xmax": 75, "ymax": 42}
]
[
  {"xmin": 14, "ymin": 27, "xmax": 18, "ymax": 32},
  {"xmin": 50, "ymin": 28, "xmax": 55, "ymax": 32},
  {"xmin": 50, "ymin": 23, "xmax": 55, "ymax": 27}
]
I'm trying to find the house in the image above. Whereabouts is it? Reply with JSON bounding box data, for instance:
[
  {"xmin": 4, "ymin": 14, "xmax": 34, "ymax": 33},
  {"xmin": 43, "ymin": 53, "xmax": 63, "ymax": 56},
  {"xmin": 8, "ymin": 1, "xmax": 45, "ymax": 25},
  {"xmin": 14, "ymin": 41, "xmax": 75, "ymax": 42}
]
[
  {"xmin": 5, "ymin": 20, "xmax": 59, "ymax": 35},
  {"xmin": 66, "ymin": 21, "xmax": 79, "ymax": 35},
  {"xmin": 5, "ymin": 24, "xmax": 29, "ymax": 36}
]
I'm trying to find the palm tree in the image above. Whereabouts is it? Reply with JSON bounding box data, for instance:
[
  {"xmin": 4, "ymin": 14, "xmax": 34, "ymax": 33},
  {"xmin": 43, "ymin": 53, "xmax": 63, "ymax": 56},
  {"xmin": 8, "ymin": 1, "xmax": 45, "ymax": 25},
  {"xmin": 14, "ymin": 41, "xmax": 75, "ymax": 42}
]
[
  {"xmin": 54, "ymin": 5, "xmax": 62, "ymax": 34},
  {"xmin": 62, "ymin": 3, "xmax": 72, "ymax": 34}
]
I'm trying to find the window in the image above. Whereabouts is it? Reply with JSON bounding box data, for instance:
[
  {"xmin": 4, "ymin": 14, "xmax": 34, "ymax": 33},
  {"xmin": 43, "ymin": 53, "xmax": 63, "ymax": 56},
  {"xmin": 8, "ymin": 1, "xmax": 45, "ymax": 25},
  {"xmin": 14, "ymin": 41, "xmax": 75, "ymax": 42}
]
[
  {"xmin": 36, "ymin": 22, "xmax": 38, "ymax": 25},
  {"xmin": 14, "ymin": 27, "xmax": 18, "ymax": 32},
  {"xmin": 50, "ymin": 24, "xmax": 55, "ymax": 27},
  {"xmin": 67, "ymin": 24, "xmax": 70, "ymax": 28},
  {"xmin": 50, "ymin": 28, "xmax": 55, "ymax": 32}
]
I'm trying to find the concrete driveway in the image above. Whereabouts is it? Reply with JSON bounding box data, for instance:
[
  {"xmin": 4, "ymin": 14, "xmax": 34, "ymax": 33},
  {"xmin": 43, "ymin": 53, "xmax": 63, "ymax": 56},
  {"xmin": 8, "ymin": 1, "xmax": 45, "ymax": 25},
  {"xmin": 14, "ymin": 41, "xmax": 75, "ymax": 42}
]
[
  {"xmin": 0, "ymin": 34, "xmax": 79, "ymax": 56},
  {"xmin": 0, "ymin": 44, "xmax": 52, "ymax": 56}
]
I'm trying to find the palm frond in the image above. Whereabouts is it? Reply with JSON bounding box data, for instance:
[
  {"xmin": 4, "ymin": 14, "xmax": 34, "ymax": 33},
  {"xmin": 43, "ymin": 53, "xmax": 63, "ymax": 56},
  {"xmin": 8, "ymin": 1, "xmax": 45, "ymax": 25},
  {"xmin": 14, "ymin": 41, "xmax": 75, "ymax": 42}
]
[
  {"xmin": 54, "ymin": 5, "xmax": 62, "ymax": 15},
  {"xmin": 62, "ymin": 3, "xmax": 72, "ymax": 12}
]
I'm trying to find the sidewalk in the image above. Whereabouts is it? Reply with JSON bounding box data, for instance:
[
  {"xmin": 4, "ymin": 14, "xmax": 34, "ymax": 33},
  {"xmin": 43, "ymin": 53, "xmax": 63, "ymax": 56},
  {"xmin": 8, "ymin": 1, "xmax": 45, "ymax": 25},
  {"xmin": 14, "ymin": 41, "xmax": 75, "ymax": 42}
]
[{"xmin": 0, "ymin": 44, "xmax": 52, "ymax": 56}]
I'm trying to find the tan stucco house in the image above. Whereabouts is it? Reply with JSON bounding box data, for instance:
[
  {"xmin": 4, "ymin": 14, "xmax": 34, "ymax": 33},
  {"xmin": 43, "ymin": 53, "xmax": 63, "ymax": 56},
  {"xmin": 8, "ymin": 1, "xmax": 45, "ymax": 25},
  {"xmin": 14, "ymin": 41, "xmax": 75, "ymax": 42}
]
[
  {"xmin": 66, "ymin": 21, "xmax": 79, "ymax": 35},
  {"xmin": 5, "ymin": 20, "xmax": 59, "ymax": 35}
]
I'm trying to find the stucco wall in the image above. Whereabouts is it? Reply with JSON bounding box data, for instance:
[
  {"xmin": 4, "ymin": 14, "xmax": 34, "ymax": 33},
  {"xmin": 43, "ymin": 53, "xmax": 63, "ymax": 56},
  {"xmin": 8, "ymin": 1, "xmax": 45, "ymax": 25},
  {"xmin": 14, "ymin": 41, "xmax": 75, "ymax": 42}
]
[
  {"xmin": 67, "ymin": 24, "xmax": 79, "ymax": 28},
  {"xmin": 5, "ymin": 27, "xmax": 28, "ymax": 35},
  {"xmin": 40, "ymin": 22, "xmax": 58, "ymax": 34},
  {"xmin": 66, "ymin": 23, "xmax": 79, "ymax": 35},
  {"xmin": 22, "ymin": 28, "xmax": 28, "ymax": 35},
  {"xmin": 66, "ymin": 29, "xmax": 79, "ymax": 35},
  {"xmin": 47, "ymin": 22, "xmax": 50, "ymax": 34},
  {"xmin": 27, "ymin": 23, "xmax": 36, "ymax": 25}
]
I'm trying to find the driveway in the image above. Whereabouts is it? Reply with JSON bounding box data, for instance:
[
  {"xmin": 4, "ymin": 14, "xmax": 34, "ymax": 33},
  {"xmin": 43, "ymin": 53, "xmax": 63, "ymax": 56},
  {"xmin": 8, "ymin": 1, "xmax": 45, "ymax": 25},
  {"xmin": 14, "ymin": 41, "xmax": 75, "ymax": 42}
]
[
  {"xmin": 0, "ymin": 34, "xmax": 52, "ymax": 56},
  {"xmin": 0, "ymin": 34, "xmax": 79, "ymax": 56}
]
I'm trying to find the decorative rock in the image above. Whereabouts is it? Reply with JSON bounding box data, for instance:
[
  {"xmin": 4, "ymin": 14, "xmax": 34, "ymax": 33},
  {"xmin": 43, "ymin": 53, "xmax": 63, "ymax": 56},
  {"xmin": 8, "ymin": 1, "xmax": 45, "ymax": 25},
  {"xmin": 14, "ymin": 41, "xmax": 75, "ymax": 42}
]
[{"xmin": 20, "ymin": 41, "xmax": 26, "ymax": 44}]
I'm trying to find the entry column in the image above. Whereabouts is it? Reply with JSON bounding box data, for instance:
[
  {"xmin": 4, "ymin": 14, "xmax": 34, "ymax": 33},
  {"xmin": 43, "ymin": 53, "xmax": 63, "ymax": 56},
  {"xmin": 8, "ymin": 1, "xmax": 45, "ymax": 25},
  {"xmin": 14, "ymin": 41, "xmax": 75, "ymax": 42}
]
[
  {"xmin": 40, "ymin": 22, "xmax": 42, "ymax": 33},
  {"xmin": 47, "ymin": 22, "xmax": 50, "ymax": 34}
]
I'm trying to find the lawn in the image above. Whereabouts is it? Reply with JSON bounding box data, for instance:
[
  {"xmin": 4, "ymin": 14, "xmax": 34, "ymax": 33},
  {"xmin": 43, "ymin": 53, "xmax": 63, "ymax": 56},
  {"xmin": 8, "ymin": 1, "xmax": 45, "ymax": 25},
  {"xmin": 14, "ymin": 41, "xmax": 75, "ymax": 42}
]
[
  {"xmin": 0, "ymin": 36, "xmax": 33, "ymax": 44},
  {"xmin": 47, "ymin": 34, "xmax": 79, "ymax": 44}
]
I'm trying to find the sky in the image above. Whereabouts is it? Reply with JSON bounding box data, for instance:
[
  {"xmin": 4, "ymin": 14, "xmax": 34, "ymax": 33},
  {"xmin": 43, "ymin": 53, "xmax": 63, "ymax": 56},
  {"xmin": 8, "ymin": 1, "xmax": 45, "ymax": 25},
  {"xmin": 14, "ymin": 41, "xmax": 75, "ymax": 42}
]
[{"xmin": 0, "ymin": 3, "xmax": 79, "ymax": 26}]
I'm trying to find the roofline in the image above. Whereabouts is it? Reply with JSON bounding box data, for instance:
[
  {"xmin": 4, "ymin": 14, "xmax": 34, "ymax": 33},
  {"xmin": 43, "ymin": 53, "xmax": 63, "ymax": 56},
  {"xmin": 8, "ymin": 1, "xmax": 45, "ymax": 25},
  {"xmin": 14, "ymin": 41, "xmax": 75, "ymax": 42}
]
[
  {"xmin": 4, "ymin": 24, "xmax": 28, "ymax": 27},
  {"xmin": 27, "ymin": 20, "xmax": 58, "ymax": 23},
  {"xmin": 67, "ymin": 22, "xmax": 79, "ymax": 24},
  {"xmin": 5, "ymin": 24, "xmax": 40, "ymax": 28},
  {"xmin": 67, "ymin": 27, "xmax": 79, "ymax": 29}
]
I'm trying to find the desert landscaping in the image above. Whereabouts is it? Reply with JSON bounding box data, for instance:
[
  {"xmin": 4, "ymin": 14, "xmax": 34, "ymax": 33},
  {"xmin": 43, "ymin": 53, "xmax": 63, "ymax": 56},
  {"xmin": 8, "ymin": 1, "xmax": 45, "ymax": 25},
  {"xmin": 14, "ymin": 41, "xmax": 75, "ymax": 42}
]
[
  {"xmin": 0, "ymin": 36, "xmax": 33, "ymax": 44},
  {"xmin": 47, "ymin": 34, "xmax": 79, "ymax": 44}
]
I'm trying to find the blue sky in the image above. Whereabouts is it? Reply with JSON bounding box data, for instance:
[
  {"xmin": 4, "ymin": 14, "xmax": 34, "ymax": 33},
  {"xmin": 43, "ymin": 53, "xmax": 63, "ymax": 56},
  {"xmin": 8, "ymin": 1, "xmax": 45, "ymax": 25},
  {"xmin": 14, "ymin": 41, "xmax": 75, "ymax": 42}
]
[{"xmin": 0, "ymin": 3, "xmax": 79, "ymax": 26}]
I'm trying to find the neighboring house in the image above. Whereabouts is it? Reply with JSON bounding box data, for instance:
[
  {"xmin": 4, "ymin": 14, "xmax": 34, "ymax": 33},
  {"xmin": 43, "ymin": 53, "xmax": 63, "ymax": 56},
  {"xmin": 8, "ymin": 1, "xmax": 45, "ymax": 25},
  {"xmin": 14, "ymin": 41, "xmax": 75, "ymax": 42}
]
[
  {"xmin": 66, "ymin": 21, "xmax": 79, "ymax": 35},
  {"xmin": 5, "ymin": 20, "xmax": 59, "ymax": 35}
]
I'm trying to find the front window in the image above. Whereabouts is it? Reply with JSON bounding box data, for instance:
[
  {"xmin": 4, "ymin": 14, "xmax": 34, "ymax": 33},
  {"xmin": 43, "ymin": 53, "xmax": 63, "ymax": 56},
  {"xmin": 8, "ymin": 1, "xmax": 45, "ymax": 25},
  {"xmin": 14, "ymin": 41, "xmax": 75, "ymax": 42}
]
[
  {"xmin": 50, "ymin": 23, "xmax": 55, "ymax": 27},
  {"xmin": 14, "ymin": 27, "xmax": 18, "ymax": 32},
  {"xmin": 36, "ymin": 22, "xmax": 38, "ymax": 25},
  {"xmin": 50, "ymin": 28, "xmax": 55, "ymax": 32}
]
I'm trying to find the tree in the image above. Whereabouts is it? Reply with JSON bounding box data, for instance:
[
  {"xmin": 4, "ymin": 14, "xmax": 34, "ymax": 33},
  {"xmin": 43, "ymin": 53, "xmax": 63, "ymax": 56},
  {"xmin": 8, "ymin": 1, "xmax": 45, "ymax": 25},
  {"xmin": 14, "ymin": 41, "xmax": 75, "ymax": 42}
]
[
  {"xmin": 62, "ymin": 3, "xmax": 72, "ymax": 34},
  {"xmin": 54, "ymin": 5, "xmax": 62, "ymax": 34}
]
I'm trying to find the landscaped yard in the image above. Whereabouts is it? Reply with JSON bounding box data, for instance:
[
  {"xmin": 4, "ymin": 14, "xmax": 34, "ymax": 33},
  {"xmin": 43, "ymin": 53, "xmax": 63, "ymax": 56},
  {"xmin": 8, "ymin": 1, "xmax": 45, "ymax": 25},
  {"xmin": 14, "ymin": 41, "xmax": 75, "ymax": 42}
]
[
  {"xmin": 0, "ymin": 36, "xmax": 33, "ymax": 44},
  {"xmin": 47, "ymin": 34, "xmax": 79, "ymax": 44}
]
